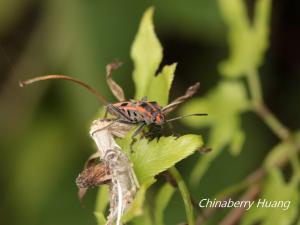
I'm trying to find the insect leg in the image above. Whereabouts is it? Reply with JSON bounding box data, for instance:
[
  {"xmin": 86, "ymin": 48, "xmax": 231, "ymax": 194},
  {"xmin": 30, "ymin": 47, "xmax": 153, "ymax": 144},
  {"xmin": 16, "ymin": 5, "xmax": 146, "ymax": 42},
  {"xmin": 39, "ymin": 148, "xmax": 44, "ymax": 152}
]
[
  {"xmin": 90, "ymin": 119, "xmax": 121, "ymax": 136},
  {"xmin": 132, "ymin": 123, "xmax": 146, "ymax": 139},
  {"xmin": 117, "ymin": 119, "xmax": 136, "ymax": 125},
  {"xmin": 129, "ymin": 123, "xmax": 145, "ymax": 153},
  {"xmin": 165, "ymin": 122, "xmax": 180, "ymax": 139}
]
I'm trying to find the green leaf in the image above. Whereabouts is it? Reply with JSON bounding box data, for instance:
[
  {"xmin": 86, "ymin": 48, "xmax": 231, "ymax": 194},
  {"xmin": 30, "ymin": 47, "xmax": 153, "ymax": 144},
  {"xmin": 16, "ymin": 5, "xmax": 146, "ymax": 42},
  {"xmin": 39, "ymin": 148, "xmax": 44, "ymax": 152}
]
[
  {"xmin": 94, "ymin": 213, "xmax": 106, "ymax": 225},
  {"xmin": 218, "ymin": 0, "xmax": 271, "ymax": 77},
  {"xmin": 264, "ymin": 131, "xmax": 300, "ymax": 173},
  {"xmin": 264, "ymin": 141, "xmax": 294, "ymax": 171},
  {"xmin": 154, "ymin": 183, "xmax": 175, "ymax": 225},
  {"xmin": 147, "ymin": 63, "xmax": 176, "ymax": 106},
  {"xmin": 180, "ymin": 80, "xmax": 249, "ymax": 184},
  {"xmin": 121, "ymin": 134, "xmax": 203, "ymax": 184},
  {"xmin": 131, "ymin": 7, "xmax": 163, "ymax": 99},
  {"xmin": 132, "ymin": 205, "xmax": 153, "ymax": 225},
  {"xmin": 253, "ymin": 0, "xmax": 271, "ymax": 65},
  {"xmin": 230, "ymin": 128, "xmax": 245, "ymax": 155},
  {"xmin": 169, "ymin": 167, "xmax": 195, "ymax": 225},
  {"xmin": 241, "ymin": 168, "xmax": 299, "ymax": 225},
  {"xmin": 131, "ymin": 7, "xmax": 176, "ymax": 105}
]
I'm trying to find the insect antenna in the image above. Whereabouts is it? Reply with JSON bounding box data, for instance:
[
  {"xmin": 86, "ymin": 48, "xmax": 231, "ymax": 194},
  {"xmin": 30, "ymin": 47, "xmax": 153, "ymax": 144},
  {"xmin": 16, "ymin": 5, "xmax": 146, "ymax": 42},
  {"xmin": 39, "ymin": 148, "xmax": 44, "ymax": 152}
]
[
  {"xmin": 19, "ymin": 74, "xmax": 108, "ymax": 105},
  {"xmin": 165, "ymin": 113, "xmax": 207, "ymax": 123}
]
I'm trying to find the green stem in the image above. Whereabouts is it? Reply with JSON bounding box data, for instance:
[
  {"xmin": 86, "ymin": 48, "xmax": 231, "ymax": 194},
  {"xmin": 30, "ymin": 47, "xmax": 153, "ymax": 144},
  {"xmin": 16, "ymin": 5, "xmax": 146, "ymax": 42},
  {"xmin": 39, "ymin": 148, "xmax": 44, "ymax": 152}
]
[
  {"xmin": 169, "ymin": 167, "xmax": 195, "ymax": 225},
  {"xmin": 290, "ymin": 144, "xmax": 300, "ymax": 183},
  {"xmin": 214, "ymin": 179, "xmax": 249, "ymax": 200},
  {"xmin": 246, "ymin": 69, "xmax": 290, "ymax": 140},
  {"xmin": 154, "ymin": 183, "xmax": 175, "ymax": 225},
  {"xmin": 95, "ymin": 186, "xmax": 109, "ymax": 225},
  {"xmin": 246, "ymin": 69, "xmax": 263, "ymax": 104},
  {"xmin": 214, "ymin": 167, "xmax": 264, "ymax": 201},
  {"xmin": 255, "ymin": 103, "xmax": 291, "ymax": 140}
]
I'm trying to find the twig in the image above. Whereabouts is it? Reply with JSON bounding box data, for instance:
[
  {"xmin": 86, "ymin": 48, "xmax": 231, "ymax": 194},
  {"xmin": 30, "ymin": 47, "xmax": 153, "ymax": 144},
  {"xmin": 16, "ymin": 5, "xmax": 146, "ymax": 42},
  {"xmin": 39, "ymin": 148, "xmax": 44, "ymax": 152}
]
[
  {"xmin": 195, "ymin": 168, "xmax": 265, "ymax": 225},
  {"xmin": 219, "ymin": 185, "xmax": 261, "ymax": 225},
  {"xmin": 253, "ymin": 103, "xmax": 290, "ymax": 140},
  {"xmin": 246, "ymin": 69, "xmax": 291, "ymax": 140}
]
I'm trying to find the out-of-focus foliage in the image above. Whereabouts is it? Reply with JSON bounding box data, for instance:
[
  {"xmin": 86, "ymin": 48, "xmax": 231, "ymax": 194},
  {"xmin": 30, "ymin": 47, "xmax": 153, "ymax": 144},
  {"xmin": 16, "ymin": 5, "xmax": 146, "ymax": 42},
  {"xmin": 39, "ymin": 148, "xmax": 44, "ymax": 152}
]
[
  {"xmin": 181, "ymin": 0, "xmax": 271, "ymax": 185},
  {"xmin": 218, "ymin": 0, "xmax": 271, "ymax": 77},
  {"xmin": 94, "ymin": 186, "xmax": 109, "ymax": 225},
  {"xmin": 181, "ymin": 80, "xmax": 249, "ymax": 183},
  {"xmin": 241, "ymin": 168, "xmax": 299, "ymax": 225},
  {"xmin": 154, "ymin": 183, "xmax": 175, "ymax": 225},
  {"xmin": 264, "ymin": 137, "xmax": 296, "ymax": 170},
  {"xmin": 1, "ymin": 0, "xmax": 299, "ymax": 225},
  {"xmin": 181, "ymin": 0, "xmax": 300, "ymax": 224}
]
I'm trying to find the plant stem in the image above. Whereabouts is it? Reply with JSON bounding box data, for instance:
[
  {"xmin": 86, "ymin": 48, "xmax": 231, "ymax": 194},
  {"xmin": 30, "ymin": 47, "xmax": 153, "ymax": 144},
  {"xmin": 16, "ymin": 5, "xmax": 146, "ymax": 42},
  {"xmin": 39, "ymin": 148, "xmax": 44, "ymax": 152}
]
[
  {"xmin": 215, "ymin": 167, "xmax": 265, "ymax": 200},
  {"xmin": 169, "ymin": 167, "xmax": 195, "ymax": 225},
  {"xmin": 253, "ymin": 103, "xmax": 290, "ymax": 140},
  {"xmin": 246, "ymin": 69, "xmax": 263, "ymax": 104},
  {"xmin": 290, "ymin": 147, "xmax": 300, "ymax": 183},
  {"xmin": 195, "ymin": 167, "xmax": 265, "ymax": 225},
  {"xmin": 246, "ymin": 69, "xmax": 291, "ymax": 140},
  {"xmin": 219, "ymin": 184, "xmax": 261, "ymax": 225}
]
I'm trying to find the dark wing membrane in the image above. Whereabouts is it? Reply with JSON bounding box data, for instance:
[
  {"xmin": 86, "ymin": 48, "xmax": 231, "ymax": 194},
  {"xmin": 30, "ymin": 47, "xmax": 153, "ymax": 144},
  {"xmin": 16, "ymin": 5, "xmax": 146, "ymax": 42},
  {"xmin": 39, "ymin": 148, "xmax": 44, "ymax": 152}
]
[
  {"xmin": 139, "ymin": 101, "xmax": 154, "ymax": 113},
  {"xmin": 109, "ymin": 104, "xmax": 133, "ymax": 121}
]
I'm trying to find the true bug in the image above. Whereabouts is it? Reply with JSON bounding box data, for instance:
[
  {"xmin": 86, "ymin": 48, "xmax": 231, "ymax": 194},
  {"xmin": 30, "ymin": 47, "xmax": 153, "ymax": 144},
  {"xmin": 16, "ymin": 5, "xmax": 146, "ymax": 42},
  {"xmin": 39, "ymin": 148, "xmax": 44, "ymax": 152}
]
[
  {"xmin": 19, "ymin": 62, "xmax": 207, "ymax": 138},
  {"xmin": 105, "ymin": 96, "xmax": 207, "ymax": 138}
]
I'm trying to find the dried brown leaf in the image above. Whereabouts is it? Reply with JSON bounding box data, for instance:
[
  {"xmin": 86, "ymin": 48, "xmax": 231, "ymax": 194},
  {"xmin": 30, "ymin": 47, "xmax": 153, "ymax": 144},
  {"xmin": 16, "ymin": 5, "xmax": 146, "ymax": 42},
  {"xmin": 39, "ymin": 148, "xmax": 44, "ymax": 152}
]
[
  {"xmin": 106, "ymin": 61, "xmax": 126, "ymax": 102},
  {"xmin": 76, "ymin": 162, "xmax": 111, "ymax": 200},
  {"xmin": 162, "ymin": 82, "xmax": 200, "ymax": 114},
  {"xmin": 84, "ymin": 151, "xmax": 101, "ymax": 168}
]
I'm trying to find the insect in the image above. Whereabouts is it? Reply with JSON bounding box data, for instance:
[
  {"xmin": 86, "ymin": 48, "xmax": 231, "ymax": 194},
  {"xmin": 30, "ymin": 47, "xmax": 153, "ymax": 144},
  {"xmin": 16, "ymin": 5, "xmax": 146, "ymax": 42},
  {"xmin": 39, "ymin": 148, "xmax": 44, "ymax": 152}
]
[
  {"xmin": 19, "ymin": 61, "xmax": 207, "ymax": 138},
  {"xmin": 105, "ymin": 97, "xmax": 206, "ymax": 138}
]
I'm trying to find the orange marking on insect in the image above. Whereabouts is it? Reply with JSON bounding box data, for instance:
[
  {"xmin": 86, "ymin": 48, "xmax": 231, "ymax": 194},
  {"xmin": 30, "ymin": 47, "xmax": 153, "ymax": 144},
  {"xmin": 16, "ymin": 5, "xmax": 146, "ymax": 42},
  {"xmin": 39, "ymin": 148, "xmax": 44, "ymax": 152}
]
[
  {"xmin": 145, "ymin": 101, "xmax": 158, "ymax": 112},
  {"xmin": 122, "ymin": 106, "xmax": 152, "ymax": 117},
  {"xmin": 156, "ymin": 114, "xmax": 162, "ymax": 124}
]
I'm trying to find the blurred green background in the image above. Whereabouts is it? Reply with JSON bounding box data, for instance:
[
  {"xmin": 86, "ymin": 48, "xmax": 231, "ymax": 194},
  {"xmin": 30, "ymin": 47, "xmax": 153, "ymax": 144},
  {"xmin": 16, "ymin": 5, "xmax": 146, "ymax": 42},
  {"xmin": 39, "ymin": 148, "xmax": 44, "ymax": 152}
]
[{"xmin": 0, "ymin": 0, "xmax": 299, "ymax": 225}]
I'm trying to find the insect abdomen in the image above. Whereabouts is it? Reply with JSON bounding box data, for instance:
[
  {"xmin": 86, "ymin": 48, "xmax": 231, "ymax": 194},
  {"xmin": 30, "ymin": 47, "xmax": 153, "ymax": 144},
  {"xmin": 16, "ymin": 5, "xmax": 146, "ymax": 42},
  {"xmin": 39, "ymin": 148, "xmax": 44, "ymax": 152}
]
[{"xmin": 111, "ymin": 100, "xmax": 164, "ymax": 125}]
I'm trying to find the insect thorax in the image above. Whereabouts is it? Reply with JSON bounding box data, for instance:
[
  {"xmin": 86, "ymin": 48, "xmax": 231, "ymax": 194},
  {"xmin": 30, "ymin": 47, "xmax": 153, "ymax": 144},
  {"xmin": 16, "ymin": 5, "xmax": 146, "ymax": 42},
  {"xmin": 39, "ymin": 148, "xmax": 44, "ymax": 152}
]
[{"xmin": 107, "ymin": 100, "xmax": 165, "ymax": 125}]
